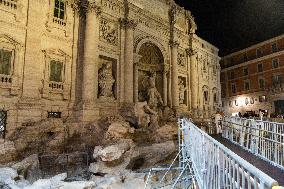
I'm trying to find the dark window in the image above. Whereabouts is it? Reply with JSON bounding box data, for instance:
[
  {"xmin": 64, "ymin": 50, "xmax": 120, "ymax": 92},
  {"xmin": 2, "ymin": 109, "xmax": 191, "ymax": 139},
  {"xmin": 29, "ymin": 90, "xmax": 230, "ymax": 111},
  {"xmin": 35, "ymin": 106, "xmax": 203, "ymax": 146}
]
[
  {"xmin": 243, "ymin": 67, "xmax": 248, "ymax": 76},
  {"xmin": 272, "ymin": 75, "xmax": 283, "ymax": 87},
  {"xmin": 54, "ymin": 0, "xmax": 65, "ymax": 20},
  {"xmin": 259, "ymin": 95, "xmax": 267, "ymax": 102},
  {"xmin": 0, "ymin": 110, "xmax": 7, "ymax": 139},
  {"xmin": 213, "ymin": 93, "xmax": 217, "ymax": 103},
  {"xmin": 229, "ymin": 101, "xmax": 232, "ymax": 107},
  {"xmin": 256, "ymin": 48, "xmax": 262, "ymax": 58},
  {"xmin": 272, "ymin": 59, "xmax": 279, "ymax": 69},
  {"xmin": 235, "ymin": 100, "xmax": 238, "ymax": 106},
  {"xmin": 257, "ymin": 63, "xmax": 263, "ymax": 72},
  {"xmin": 48, "ymin": 112, "xmax": 62, "ymax": 118},
  {"xmin": 230, "ymin": 58, "xmax": 235, "ymax": 65},
  {"xmin": 243, "ymin": 53, "xmax": 248, "ymax": 62},
  {"xmin": 0, "ymin": 49, "xmax": 12, "ymax": 75},
  {"xmin": 50, "ymin": 60, "xmax": 63, "ymax": 82},
  {"xmin": 231, "ymin": 83, "xmax": 236, "ymax": 94},
  {"xmin": 221, "ymin": 84, "xmax": 226, "ymax": 98},
  {"xmin": 259, "ymin": 78, "xmax": 265, "ymax": 89},
  {"xmin": 229, "ymin": 71, "xmax": 235, "ymax": 80},
  {"xmin": 203, "ymin": 91, "xmax": 209, "ymax": 102},
  {"xmin": 271, "ymin": 43, "xmax": 277, "ymax": 53},
  {"xmin": 244, "ymin": 80, "xmax": 250, "ymax": 91}
]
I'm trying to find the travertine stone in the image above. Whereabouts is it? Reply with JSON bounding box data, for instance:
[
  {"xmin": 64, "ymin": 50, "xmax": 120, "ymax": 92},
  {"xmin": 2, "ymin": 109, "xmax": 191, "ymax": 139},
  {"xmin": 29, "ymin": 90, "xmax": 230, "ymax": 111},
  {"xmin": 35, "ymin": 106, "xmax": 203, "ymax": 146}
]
[
  {"xmin": 163, "ymin": 65, "xmax": 169, "ymax": 106},
  {"xmin": 82, "ymin": 4, "xmax": 101, "ymax": 106},
  {"xmin": 122, "ymin": 19, "xmax": 137, "ymax": 103},
  {"xmin": 170, "ymin": 41, "xmax": 179, "ymax": 108},
  {"xmin": 0, "ymin": 0, "xmax": 221, "ymax": 144},
  {"xmin": 189, "ymin": 50, "xmax": 198, "ymax": 113}
]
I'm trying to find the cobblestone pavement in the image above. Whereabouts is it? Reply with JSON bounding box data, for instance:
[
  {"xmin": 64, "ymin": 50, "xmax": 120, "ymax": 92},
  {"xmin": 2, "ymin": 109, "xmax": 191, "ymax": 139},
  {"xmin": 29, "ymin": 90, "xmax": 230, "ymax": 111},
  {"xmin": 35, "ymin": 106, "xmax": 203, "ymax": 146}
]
[{"xmin": 212, "ymin": 134, "xmax": 284, "ymax": 186}]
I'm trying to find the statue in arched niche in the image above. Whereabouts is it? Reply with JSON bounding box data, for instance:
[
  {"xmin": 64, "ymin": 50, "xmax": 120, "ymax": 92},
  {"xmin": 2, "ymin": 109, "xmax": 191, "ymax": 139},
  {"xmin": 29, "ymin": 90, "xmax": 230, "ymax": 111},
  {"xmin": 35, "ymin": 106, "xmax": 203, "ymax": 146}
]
[
  {"xmin": 98, "ymin": 62, "xmax": 115, "ymax": 99},
  {"xmin": 178, "ymin": 78, "xmax": 186, "ymax": 105},
  {"xmin": 147, "ymin": 73, "xmax": 163, "ymax": 111}
]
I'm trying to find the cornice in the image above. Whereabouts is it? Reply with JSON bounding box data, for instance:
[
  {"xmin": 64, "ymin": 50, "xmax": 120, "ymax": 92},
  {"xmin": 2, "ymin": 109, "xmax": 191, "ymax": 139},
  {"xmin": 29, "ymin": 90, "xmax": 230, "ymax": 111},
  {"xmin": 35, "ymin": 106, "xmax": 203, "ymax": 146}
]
[
  {"xmin": 223, "ymin": 33, "xmax": 284, "ymax": 59},
  {"xmin": 221, "ymin": 49, "xmax": 284, "ymax": 72}
]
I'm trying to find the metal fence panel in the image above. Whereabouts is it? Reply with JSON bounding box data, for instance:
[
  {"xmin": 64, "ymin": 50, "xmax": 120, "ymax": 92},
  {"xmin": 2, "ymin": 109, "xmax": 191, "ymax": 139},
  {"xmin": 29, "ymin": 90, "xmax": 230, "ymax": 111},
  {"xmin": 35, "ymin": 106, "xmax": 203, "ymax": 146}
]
[
  {"xmin": 145, "ymin": 119, "xmax": 279, "ymax": 189},
  {"xmin": 222, "ymin": 117, "xmax": 284, "ymax": 170},
  {"xmin": 183, "ymin": 118, "xmax": 279, "ymax": 189}
]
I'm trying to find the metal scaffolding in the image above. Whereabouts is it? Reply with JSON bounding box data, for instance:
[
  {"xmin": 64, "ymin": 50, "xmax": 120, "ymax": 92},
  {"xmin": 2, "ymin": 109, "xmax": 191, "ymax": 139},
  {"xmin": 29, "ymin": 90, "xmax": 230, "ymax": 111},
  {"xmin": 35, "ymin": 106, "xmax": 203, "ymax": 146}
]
[{"xmin": 145, "ymin": 118, "xmax": 280, "ymax": 189}]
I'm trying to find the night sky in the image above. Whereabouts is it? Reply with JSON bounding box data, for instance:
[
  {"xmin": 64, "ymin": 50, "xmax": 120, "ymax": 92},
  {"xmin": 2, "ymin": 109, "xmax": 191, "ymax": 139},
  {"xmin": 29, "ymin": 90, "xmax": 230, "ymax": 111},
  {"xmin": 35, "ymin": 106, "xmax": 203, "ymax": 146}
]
[{"xmin": 175, "ymin": 0, "xmax": 284, "ymax": 56}]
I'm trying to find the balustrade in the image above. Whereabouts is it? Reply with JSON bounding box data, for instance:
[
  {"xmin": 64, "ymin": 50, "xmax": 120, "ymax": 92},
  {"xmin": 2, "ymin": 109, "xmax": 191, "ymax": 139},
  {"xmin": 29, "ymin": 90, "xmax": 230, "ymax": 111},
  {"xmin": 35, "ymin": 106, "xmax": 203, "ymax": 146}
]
[
  {"xmin": 0, "ymin": 74, "xmax": 12, "ymax": 85},
  {"xmin": 52, "ymin": 17, "xmax": 66, "ymax": 27},
  {"xmin": 0, "ymin": 0, "xmax": 17, "ymax": 10}
]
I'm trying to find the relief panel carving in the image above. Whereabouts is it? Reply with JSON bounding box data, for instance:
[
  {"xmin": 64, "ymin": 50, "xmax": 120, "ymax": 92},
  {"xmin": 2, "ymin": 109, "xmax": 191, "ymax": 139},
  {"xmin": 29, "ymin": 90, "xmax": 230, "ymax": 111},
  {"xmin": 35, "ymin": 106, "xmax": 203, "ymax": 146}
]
[
  {"xmin": 100, "ymin": 18, "xmax": 118, "ymax": 46},
  {"xmin": 101, "ymin": 0, "xmax": 122, "ymax": 16},
  {"xmin": 177, "ymin": 50, "xmax": 186, "ymax": 68}
]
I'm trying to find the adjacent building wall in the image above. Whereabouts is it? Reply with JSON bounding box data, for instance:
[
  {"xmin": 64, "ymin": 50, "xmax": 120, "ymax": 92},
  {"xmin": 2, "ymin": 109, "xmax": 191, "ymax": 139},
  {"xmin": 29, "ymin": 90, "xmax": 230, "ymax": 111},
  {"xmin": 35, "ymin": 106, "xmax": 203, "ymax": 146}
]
[{"xmin": 220, "ymin": 34, "xmax": 284, "ymax": 116}]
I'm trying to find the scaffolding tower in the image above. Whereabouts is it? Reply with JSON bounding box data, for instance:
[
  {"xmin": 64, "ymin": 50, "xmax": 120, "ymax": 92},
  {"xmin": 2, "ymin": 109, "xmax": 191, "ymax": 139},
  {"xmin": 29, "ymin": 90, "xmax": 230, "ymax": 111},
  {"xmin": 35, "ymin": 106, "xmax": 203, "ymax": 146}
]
[{"xmin": 144, "ymin": 118, "xmax": 197, "ymax": 189}]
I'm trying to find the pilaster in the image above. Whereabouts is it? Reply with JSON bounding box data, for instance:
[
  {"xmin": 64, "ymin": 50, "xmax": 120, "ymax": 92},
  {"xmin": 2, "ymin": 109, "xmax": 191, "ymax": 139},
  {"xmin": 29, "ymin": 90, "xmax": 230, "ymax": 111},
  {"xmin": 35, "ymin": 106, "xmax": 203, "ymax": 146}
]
[
  {"xmin": 133, "ymin": 54, "xmax": 142, "ymax": 103},
  {"xmin": 121, "ymin": 18, "xmax": 137, "ymax": 104},
  {"xmin": 170, "ymin": 41, "xmax": 179, "ymax": 109},
  {"xmin": 80, "ymin": 1, "xmax": 101, "ymax": 121},
  {"xmin": 188, "ymin": 49, "xmax": 198, "ymax": 117},
  {"xmin": 163, "ymin": 64, "xmax": 170, "ymax": 106}
]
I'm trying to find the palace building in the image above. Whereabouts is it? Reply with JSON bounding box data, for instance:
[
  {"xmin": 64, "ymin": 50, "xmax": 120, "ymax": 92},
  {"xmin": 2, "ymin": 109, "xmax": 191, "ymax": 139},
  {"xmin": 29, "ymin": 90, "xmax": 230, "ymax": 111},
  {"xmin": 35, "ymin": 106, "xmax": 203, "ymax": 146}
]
[
  {"xmin": 0, "ymin": 0, "xmax": 221, "ymax": 140},
  {"xmin": 221, "ymin": 34, "xmax": 284, "ymax": 116}
]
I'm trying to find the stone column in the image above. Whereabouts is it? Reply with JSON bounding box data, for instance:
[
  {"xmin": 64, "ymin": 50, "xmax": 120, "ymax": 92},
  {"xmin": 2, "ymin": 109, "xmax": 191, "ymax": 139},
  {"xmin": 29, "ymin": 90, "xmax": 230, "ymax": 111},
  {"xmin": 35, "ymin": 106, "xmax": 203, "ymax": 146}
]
[
  {"xmin": 163, "ymin": 64, "xmax": 169, "ymax": 106},
  {"xmin": 186, "ymin": 49, "xmax": 192, "ymax": 111},
  {"xmin": 217, "ymin": 64, "xmax": 222, "ymax": 108},
  {"xmin": 170, "ymin": 41, "xmax": 179, "ymax": 109},
  {"xmin": 167, "ymin": 60, "xmax": 172, "ymax": 107},
  {"xmin": 189, "ymin": 50, "xmax": 198, "ymax": 116},
  {"xmin": 121, "ymin": 19, "xmax": 137, "ymax": 104},
  {"xmin": 80, "ymin": 3, "xmax": 101, "ymax": 121},
  {"xmin": 133, "ymin": 54, "xmax": 141, "ymax": 103},
  {"xmin": 133, "ymin": 63, "xmax": 139, "ymax": 103}
]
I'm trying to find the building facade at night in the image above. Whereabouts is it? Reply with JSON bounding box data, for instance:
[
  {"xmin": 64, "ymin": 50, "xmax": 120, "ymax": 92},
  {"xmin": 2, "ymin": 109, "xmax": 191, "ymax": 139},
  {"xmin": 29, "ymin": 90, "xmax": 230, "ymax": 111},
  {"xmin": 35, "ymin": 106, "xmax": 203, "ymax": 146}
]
[
  {"xmin": 221, "ymin": 34, "xmax": 284, "ymax": 116},
  {"xmin": 0, "ymin": 0, "xmax": 221, "ymax": 140}
]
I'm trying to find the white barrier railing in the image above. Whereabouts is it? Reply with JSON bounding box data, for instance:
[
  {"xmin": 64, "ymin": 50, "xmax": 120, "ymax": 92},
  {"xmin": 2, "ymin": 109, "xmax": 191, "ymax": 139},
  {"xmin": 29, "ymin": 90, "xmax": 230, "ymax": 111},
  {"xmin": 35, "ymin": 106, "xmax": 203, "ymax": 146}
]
[
  {"xmin": 181, "ymin": 118, "xmax": 279, "ymax": 189},
  {"xmin": 222, "ymin": 117, "xmax": 284, "ymax": 170}
]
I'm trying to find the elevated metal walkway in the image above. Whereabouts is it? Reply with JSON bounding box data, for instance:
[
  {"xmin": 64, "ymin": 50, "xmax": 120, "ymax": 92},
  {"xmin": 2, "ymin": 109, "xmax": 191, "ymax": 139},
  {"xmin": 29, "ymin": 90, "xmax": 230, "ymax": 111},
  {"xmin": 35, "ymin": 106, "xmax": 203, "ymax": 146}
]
[{"xmin": 144, "ymin": 118, "xmax": 282, "ymax": 189}]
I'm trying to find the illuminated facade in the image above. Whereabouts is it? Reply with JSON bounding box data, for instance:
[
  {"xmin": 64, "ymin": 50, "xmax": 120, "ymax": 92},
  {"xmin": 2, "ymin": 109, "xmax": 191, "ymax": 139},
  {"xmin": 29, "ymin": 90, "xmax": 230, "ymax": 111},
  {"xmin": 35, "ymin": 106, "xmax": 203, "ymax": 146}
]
[
  {"xmin": 0, "ymin": 0, "xmax": 221, "ymax": 142},
  {"xmin": 221, "ymin": 34, "xmax": 284, "ymax": 116}
]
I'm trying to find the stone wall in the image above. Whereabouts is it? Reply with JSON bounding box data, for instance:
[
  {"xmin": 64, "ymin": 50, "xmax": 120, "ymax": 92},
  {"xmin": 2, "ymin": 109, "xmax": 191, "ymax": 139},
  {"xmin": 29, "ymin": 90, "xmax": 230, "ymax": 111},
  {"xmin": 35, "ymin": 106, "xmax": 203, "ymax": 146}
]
[{"xmin": 0, "ymin": 0, "xmax": 221, "ymax": 152}]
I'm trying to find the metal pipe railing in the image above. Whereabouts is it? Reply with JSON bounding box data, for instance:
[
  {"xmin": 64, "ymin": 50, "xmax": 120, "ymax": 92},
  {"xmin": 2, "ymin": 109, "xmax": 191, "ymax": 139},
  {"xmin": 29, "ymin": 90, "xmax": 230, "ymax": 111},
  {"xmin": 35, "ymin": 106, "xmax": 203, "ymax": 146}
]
[
  {"xmin": 183, "ymin": 118, "xmax": 279, "ymax": 189},
  {"xmin": 222, "ymin": 117, "xmax": 284, "ymax": 170}
]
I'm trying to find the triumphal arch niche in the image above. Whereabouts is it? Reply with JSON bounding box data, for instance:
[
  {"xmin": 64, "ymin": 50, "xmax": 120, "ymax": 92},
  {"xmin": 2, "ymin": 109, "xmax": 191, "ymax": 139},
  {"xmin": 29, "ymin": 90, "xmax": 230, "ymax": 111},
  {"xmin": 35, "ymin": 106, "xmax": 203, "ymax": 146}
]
[
  {"xmin": 72, "ymin": 0, "xmax": 221, "ymax": 121},
  {"xmin": 136, "ymin": 42, "xmax": 164, "ymax": 104}
]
